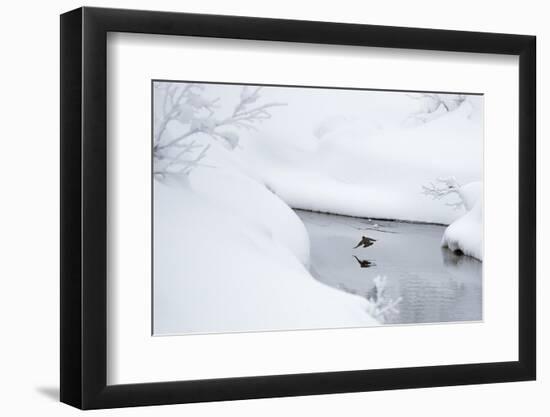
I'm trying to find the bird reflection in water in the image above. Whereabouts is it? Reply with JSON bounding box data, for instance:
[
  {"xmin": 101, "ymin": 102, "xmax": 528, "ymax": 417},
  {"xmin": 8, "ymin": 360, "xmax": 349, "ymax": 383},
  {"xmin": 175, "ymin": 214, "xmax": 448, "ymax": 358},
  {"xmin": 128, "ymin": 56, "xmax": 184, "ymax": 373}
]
[{"xmin": 352, "ymin": 255, "xmax": 376, "ymax": 268}]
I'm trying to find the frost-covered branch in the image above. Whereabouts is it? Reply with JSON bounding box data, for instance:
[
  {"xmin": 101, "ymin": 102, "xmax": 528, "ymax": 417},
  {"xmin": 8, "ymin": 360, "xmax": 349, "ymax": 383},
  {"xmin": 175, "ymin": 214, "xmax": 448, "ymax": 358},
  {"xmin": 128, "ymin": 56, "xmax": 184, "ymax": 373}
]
[
  {"xmin": 365, "ymin": 276, "xmax": 402, "ymax": 322},
  {"xmin": 219, "ymin": 86, "xmax": 286, "ymax": 130},
  {"xmin": 154, "ymin": 141, "xmax": 212, "ymax": 176},
  {"xmin": 338, "ymin": 275, "xmax": 401, "ymax": 323},
  {"xmin": 405, "ymin": 93, "xmax": 467, "ymax": 126},
  {"xmin": 367, "ymin": 275, "xmax": 402, "ymax": 322},
  {"xmin": 153, "ymin": 83, "xmax": 285, "ymax": 178},
  {"xmin": 422, "ymin": 176, "xmax": 464, "ymax": 210}
]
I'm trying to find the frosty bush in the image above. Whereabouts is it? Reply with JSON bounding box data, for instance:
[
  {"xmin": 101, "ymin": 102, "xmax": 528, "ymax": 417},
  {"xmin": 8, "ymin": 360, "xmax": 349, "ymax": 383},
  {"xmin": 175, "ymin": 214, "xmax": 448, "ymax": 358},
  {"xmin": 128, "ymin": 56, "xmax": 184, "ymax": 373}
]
[
  {"xmin": 153, "ymin": 83, "xmax": 285, "ymax": 179},
  {"xmin": 405, "ymin": 93, "xmax": 467, "ymax": 126},
  {"xmin": 422, "ymin": 176, "xmax": 465, "ymax": 210},
  {"xmin": 338, "ymin": 276, "xmax": 401, "ymax": 323},
  {"xmin": 365, "ymin": 275, "xmax": 402, "ymax": 322}
]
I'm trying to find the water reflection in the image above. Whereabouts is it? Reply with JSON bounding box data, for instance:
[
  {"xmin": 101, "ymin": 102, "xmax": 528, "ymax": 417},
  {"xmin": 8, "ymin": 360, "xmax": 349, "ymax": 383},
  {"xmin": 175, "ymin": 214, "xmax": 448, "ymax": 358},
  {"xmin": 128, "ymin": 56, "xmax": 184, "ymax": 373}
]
[
  {"xmin": 352, "ymin": 255, "xmax": 376, "ymax": 268},
  {"xmin": 296, "ymin": 209, "xmax": 482, "ymax": 325}
]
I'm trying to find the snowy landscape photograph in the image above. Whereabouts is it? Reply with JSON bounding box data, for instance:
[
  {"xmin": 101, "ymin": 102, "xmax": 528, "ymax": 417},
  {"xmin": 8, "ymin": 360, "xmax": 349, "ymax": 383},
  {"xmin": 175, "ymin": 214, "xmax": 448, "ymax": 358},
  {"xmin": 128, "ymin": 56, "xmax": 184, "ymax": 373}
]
[{"xmin": 152, "ymin": 80, "xmax": 483, "ymax": 336}]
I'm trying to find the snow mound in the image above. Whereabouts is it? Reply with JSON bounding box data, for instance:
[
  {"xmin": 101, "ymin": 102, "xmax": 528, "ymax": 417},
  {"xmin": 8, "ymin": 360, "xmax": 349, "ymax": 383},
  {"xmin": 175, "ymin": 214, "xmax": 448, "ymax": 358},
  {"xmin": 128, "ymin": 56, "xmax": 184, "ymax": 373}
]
[
  {"xmin": 459, "ymin": 181, "xmax": 482, "ymax": 211},
  {"xmin": 154, "ymin": 167, "xmax": 378, "ymax": 335},
  {"xmin": 191, "ymin": 167, "xmax": 310, "ymax": 266},
  {"xmin": 441, "ymin": 182, "xmax": 483, "ymax": 260}
]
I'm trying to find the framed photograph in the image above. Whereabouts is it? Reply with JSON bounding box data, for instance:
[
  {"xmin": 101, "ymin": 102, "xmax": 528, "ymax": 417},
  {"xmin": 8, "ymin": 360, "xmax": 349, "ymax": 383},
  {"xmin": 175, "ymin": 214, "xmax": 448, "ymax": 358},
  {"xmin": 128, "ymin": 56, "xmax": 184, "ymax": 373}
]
[{"xmin": 60, "ymin": 6, "xmax": 536, "ymax": 409}]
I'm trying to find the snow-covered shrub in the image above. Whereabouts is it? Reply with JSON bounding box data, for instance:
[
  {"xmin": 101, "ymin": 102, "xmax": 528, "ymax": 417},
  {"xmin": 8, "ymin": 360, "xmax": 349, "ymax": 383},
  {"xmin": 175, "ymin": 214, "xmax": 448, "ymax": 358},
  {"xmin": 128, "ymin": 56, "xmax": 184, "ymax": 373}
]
[
  {"xmin": 365, "ymin": 275, "xmax": 402, "ymax": 322},
  {"xmin": 405, "ymin": 93, "xmax": 468, "ymax": 126},
  {"xmin": 339, "ymin": 275, "xmax": 402, "ymax": 323},
  {"xmin": 422, "ymin": 176, "xmax": 479, "ymax": 211},
  {"xmin": 153, "ymin": 83, "xmax": 285, "ymax": 179}
]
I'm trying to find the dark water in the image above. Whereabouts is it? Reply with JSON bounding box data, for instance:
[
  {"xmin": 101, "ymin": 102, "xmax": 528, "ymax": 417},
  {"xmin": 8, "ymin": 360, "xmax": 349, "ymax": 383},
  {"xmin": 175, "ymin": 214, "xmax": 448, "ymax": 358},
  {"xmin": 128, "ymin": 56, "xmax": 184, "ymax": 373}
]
[{"xmin": 296, "ymin": 210, "xmax": 482, "ymax": 325}]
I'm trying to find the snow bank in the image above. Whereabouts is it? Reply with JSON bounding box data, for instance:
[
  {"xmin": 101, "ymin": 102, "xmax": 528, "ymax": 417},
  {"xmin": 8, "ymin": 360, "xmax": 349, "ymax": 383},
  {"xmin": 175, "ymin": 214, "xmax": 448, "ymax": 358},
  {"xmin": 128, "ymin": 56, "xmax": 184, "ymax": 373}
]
[
  {"xmin": 154, "ymin": 167, "xmax": 378, "ymax": 335},
  {"xmin": 441, "ymin": 182, "xmax": 483, "ymax": 260},
  {"xmin": 458, "ymin": 181, "xmax": 483, "ymax": 211},
  {"xmin": 239, "ymin": 98, "xmax": 483, "ymax": 225},
  {"xmin": 190, "ymin": 167, "xmax": 310, "ymax": 266}
]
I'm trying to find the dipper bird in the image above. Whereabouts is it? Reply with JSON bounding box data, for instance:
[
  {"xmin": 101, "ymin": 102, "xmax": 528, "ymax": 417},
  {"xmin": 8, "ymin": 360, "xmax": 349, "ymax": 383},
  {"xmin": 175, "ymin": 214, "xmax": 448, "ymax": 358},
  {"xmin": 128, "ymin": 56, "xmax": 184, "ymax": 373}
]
[{"xmin": 353, "ymin": 236, "xmax": 377, "ymax": 249}]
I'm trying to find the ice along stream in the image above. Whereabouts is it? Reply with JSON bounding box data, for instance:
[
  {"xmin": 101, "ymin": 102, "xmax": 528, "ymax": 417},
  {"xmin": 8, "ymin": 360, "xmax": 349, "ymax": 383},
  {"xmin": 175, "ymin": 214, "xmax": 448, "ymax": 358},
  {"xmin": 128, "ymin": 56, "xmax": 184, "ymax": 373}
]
[{"xmin": 296, "ymin": 209, "xmax": 482, "ymax": 325}]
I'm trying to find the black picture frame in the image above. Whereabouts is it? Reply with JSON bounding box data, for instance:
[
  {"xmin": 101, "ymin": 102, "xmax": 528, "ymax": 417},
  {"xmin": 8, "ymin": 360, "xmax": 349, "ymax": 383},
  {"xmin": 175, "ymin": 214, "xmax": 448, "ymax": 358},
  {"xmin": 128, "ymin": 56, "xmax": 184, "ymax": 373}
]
[{"xmin": 60, "ymin": 6, "xmax": 536, "ymax": 410}]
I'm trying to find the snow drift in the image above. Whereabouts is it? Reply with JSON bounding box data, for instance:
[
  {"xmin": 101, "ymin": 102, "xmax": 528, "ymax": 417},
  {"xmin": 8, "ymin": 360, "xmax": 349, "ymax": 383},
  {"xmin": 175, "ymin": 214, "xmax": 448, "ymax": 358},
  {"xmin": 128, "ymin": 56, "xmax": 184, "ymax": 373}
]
[
  {"xmin": 238, "ymin": 94, "xmax": 483, "ymax": 225},
  {"xmin": 153, "ymin": 168, "xmax": 378, "ymax": 335},
  {"xmin": 440, "ymin": 182, "xmax": 483, "ymax": 261}
]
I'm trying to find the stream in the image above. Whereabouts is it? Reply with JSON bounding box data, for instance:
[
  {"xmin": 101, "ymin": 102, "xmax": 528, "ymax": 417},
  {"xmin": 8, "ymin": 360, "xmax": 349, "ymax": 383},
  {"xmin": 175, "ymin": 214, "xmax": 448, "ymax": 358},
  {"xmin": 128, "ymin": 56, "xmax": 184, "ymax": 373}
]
[{"xmin": 296, "ymin": 209, "xmax": 482, "ymax": 325}]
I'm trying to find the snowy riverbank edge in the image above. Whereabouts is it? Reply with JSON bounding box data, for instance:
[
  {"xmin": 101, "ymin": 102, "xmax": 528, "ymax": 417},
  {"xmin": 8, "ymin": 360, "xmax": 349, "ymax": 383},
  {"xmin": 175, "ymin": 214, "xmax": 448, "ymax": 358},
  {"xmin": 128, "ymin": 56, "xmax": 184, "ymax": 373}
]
[
  {"xmin": 441, "ymin": 182, "xmax": 483, "ymax": 261},
  {"xmin": 153, "ymin": 170, "xmax": 379, "ymax": 335}
]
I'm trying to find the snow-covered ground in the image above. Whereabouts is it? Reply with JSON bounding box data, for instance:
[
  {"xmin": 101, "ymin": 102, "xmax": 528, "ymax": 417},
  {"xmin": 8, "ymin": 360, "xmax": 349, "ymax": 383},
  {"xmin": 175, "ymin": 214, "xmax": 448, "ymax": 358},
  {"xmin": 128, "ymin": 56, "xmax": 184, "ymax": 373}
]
[
  {"xmin": 237, "ymin": 92, "xmax": 482, "ymax": 225},
  {"xmin": 152, "ymin": 82, "xmax": 483, "ymax": 334},
  {"xmin": 154, "ymin": 169, "xmax": 378, "ymax": 335}
]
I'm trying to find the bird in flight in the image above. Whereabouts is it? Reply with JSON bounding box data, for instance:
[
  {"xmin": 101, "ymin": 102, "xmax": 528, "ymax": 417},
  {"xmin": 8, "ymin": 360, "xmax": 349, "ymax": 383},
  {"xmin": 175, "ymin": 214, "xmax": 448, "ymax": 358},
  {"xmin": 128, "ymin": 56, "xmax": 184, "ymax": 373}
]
[
  {"xmin": 353, "ymin": 236, "xmax": 377, "ymax": 249},
  {"xmin": 352, "ymin": 256, "xmax": 375, "ymax": 268}
]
